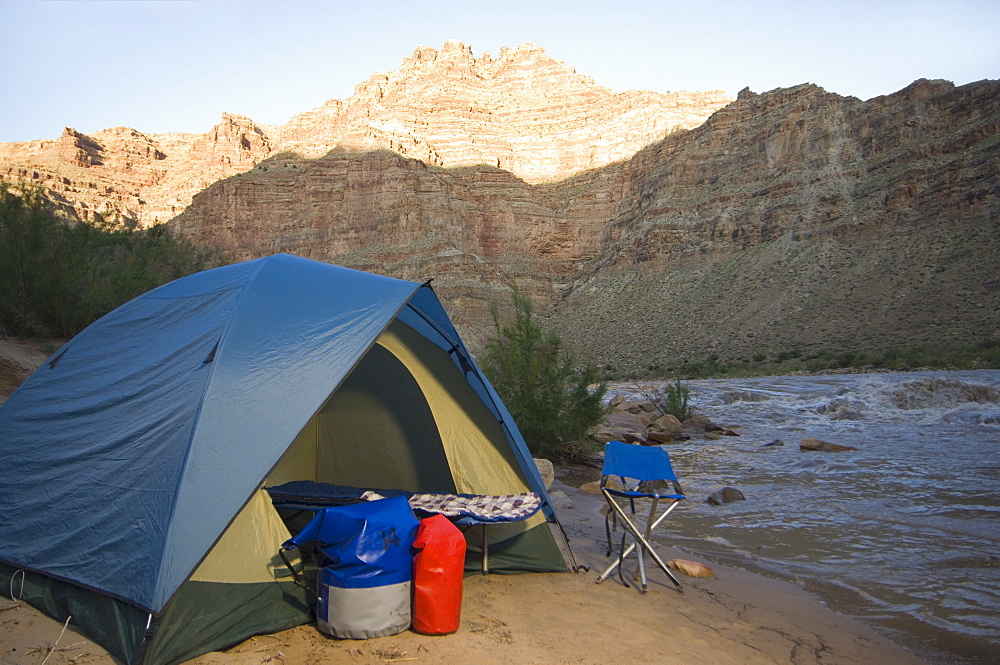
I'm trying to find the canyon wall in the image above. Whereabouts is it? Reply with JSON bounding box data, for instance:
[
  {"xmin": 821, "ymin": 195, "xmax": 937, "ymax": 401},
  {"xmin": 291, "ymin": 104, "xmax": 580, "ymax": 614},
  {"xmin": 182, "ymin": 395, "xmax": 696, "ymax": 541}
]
[
  {"xmin": 555, "ymin": 79, "xmax": 1000, "ymax": 373},
  {"xmin": 2, "ymin": 42, "xmax": 997, "ymax": 371},
  {"xmin": 170, "ymin": 78, "xmax": 1000, "ymax": 370}
]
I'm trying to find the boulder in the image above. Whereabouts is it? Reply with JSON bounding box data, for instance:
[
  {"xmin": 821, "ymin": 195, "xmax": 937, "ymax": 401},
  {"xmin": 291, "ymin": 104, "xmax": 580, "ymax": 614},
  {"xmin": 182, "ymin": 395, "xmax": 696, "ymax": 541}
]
[
  {"xmin": 533, "ymin": 458, "xmax": 555, "ymax": 489},
  {"xmin": 761, "ymin": 439, "xmax": 785, "ymax": 448},
  {"xmin": 682, "ymin": 418, "xmax": 705, "ymax": 434},
  {"xmin": 721, "ymin": 487, "xmax": 745, "ymax": 502},
  {"xmin": 667, "ymin": 559, "xmax": 715, "ymax": 578},
  {"xmin": 579, "ymin": 477, "xmax": 623, "ymax": 495},
  {"xmin": 636, "ymin": 479, "xmax": 672, "ymax": 493},
  {"xmin": 590, "ymin": 431, "xmax": 619, "ymax": 445},
  {"xmin": 800, "ymin": 437, "xmax": 857, "ymax": 452},
  {"xmin": 706, "ymin": 487, "xmax": 746, "ymax": 505},
  {"xmin": 596, "ymin": 412, "xmax": 648, "ymax": 442},
  {"xmin": 646, "ymin": 431, "xmax": 678, "ymax": 444},
  {"xmin": 547, "ymin": 489, "xmax": 575, "ymax": 511},
  {"xmin": 652, "ymin": 414, "xmax": 684, "ymax": 434},
  {"xmin": 591, "ymin": 426, "xmax": 644, "ymax": 444},
  {"xmin": 608, "ymin": 393, "xmax": 627, "ymax": 409}
]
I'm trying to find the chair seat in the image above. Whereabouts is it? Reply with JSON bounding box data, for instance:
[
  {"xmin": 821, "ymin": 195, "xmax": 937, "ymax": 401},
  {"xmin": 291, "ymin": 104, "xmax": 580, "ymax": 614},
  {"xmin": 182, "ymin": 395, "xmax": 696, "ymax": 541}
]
[{"xmin": 603, "ymin": 487, "xmax": 684, "ymax": 500}]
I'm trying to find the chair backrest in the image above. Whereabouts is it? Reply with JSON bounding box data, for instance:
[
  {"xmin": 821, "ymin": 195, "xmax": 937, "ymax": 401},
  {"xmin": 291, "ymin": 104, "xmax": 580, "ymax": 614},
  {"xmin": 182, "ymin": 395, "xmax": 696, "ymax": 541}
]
[{"xmin": 601, "ymin": 441, "xmax": 683, "ymax": 495}]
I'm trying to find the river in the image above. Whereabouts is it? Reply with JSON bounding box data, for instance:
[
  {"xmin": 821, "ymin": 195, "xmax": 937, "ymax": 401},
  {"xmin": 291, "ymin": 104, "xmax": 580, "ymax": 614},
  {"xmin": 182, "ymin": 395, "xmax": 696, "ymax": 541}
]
[{"xmin": 610, "ymin": 370, "xmax": 1000, "ymax": 665}]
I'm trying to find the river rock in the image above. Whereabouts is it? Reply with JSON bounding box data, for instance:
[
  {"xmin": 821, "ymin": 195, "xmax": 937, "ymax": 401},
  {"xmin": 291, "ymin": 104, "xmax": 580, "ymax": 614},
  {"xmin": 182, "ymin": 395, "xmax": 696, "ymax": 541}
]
[
  {"xmin": 591, "ymin": 430, "xmax": 623, "ymax": 445},
  {"xmin": 761, "ymin": 439, "xmax": 785, "ymax": 448},
  {"xmin": 548, "ymin": 489, "xmax": 575, "ymax": 511},
  {"xmin": 721, "ymin": 390, "xmax": 770, "ymax": 404},
  {"xmin": 653, "ymin": 414, "xmax": 684, "ymax": 434},
  {"xmin": 800, "ymin": 437, "xmax": 857, "ymax": 452},
  {"xmin": 616, "ymin": 399, "xmax": 653, "ymax": 413},
  {"xmin": 647, "ymin": 431, "xmax": 678, "ymax": 444},
  {"xmin": 579, "ymin": 477, "xmax": 624, "ymax": 495},
  {"xmin": 592, "ymin": 412, "xmax": 648, "ymax": 443},
  {"xmin": 636, "ymin": 479, "xmax": 673, "ymax": 493},
  {"xmin": 533, "ymin": 458, "xmax": 555, "ymax": 489},
  {"xmin": 682, "ymin": 418, "xmax": 706, "ymax": 434},
  {"xmin": 667, "ymin": 559, "xmax": 715, "ymax": 578},
  {"xmin": 609, "ymin": 393, "xmax": 627, "ymax": 409},
  {"xmin": 706, "ymin": 487, "xmax": 746, "ymax": 505},
  {"xmin": 603, "ymin": 411, "xmax": 647, "ymax": 432}
]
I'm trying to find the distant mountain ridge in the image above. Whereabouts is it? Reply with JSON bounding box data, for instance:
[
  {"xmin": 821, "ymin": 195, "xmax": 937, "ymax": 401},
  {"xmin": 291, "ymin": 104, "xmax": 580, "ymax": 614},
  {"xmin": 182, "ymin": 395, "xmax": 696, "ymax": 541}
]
[{"xmin": 2, "ymin": 43, "xmax": 997, "ymax": 372}]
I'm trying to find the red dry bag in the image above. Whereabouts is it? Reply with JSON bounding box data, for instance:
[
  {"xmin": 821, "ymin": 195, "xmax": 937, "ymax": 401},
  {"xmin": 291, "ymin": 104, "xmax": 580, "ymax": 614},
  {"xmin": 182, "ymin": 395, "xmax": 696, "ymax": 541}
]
[{"xmin": 411, "ymin": 514, "xmax": 466, "ymax": 635}]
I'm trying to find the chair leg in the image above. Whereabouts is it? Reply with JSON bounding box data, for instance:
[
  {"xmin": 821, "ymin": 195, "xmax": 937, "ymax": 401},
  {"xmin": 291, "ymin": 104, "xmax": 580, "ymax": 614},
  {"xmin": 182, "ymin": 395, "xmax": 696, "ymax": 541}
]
[
  {"xmin": 596, "ymin": 494, "xmax": 682, "ymax": 589},
  {"xmin": 633, "ymin": 498, "xmax": 660, "ymax": 592},
  {"xmin": 636, "ymin": 542, "xmax": 648, "ymax": 593},
  {"xmin": 599, "ymin": 491, "xmax": 683, "ymax": 592}
]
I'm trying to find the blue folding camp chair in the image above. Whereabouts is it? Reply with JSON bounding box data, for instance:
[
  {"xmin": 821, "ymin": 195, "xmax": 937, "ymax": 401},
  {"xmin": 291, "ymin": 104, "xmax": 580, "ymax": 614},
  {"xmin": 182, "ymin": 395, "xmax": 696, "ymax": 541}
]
[{"xmin": 596, "ymin": 440, "xmax": 685, "ymax": 593}]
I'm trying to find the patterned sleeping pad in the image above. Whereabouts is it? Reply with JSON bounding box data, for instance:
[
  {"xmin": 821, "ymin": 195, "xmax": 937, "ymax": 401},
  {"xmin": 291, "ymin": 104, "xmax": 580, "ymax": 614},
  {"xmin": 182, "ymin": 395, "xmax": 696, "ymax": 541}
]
[{"xmin": 265, "ymin": 480, "xmax": 542, "ymax": 523}]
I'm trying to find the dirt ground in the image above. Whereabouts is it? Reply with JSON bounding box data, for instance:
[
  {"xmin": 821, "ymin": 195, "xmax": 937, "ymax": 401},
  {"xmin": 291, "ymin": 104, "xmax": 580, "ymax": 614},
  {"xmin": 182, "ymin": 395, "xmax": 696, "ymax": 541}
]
[
  {"xmin": 0, "ymin": 340, "xmax": 930, "ymax": 665},
  {"xmin": 0, "ymin": 338, "xmax": 51, "ymax": 406}
]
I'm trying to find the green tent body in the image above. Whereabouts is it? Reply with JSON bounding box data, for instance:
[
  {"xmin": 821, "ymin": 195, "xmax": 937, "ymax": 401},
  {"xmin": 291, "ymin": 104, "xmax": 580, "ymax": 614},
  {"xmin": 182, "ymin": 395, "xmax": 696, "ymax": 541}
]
[{"xmin": 0, "ymin": 254, "xmax": 567, "ymax": 665}]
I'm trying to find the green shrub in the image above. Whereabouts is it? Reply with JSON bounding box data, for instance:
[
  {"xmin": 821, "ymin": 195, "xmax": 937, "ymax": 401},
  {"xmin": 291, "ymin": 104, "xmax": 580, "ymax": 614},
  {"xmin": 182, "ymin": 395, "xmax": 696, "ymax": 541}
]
[
  {"xmin": 479, "ymin": 291, "xmax": 607, "ymax": 459},
  {"xmin": 661, "ymin": 377, "xmax": 696, "ymax": 421},
  {"xmin": 0, "ymin": 179, "xmax": 221, "ymax": 339}
]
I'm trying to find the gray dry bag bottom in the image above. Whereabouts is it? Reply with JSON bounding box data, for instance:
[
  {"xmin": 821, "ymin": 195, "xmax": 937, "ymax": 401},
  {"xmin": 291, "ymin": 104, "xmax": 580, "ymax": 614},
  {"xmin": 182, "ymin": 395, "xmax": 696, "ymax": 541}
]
[{"xmin": 317, "ymin": 579, "xmax": 412, "ymax": 639}]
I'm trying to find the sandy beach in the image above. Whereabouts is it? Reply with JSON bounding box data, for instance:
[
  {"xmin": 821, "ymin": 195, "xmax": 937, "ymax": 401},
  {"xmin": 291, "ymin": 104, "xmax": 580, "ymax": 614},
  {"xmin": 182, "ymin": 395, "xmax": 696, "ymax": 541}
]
[{"xmin": 1, "ymin": 475, "xmax": 931, "ymax": 665}]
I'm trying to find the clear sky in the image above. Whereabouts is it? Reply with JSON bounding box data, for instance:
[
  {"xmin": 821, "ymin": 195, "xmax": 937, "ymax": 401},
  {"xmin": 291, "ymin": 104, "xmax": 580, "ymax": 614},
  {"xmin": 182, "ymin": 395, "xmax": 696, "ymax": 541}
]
[{"xmin": 1, "ymin": 0, "xmax": 998, "ymax": 142}]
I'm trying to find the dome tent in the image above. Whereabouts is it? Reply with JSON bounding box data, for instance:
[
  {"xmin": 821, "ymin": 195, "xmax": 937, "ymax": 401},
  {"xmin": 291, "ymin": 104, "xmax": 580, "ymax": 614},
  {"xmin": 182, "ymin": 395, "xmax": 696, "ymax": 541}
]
[{"xmin": 0, "ymin": 254, "xmax": 566, "ymax": 665}]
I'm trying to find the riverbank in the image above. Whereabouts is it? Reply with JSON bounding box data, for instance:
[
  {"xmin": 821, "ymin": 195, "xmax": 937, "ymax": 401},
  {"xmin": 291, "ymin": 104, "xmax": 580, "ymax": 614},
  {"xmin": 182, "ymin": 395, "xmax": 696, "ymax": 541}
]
[{"xmin": 1, "ymin": 475, "xmax": 930, "ymax": 665}]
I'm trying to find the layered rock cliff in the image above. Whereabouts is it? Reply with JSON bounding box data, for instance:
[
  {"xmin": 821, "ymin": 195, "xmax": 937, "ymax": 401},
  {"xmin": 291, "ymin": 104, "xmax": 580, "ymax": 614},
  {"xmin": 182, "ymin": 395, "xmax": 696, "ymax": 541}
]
[
  {"xmin": 553, "ymin": 79, "xmax": 1000, "ymax": 373},
  {"xmin": 0, "ymin": 114, "xmax": 273, "ymax": 225},
  {"xmin": 0, "ymin": 41, "xmax": 728, "ymax": 227},
  {"xmin": 279, "ymin": 41, "xmax": 731, "ymax": 182},
  {"xmin": 2, "ymin": 43, "xmax": 997, "ymax": 371},
  {"xmin": 170, "ymin": 78, "xmax": 1000, "ymax": 371}
]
